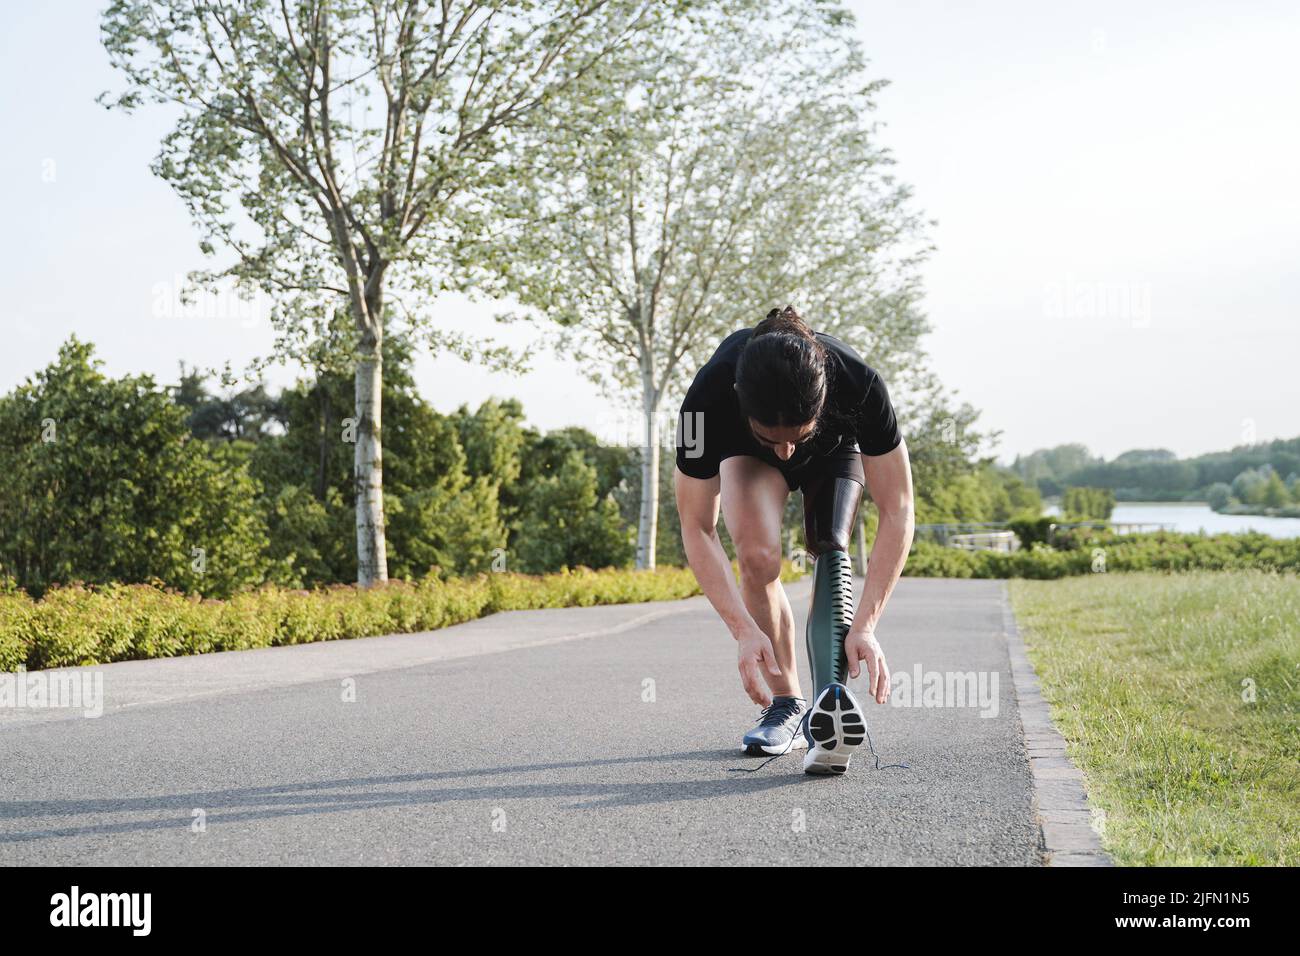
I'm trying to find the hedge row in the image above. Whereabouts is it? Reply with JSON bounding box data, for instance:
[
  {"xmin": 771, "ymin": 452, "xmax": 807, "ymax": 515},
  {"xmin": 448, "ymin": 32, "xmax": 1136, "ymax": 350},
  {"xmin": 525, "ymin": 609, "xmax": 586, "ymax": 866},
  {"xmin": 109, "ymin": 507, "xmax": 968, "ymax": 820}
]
[
  {"xmin": 6, "ymin": 530, "xmax": 1296, "ymax": 672},
  {"xmin": 904, "ymin": 531, "xmax": 1300, "ymax": 580},
  {"xmin": 0, "ymin": 561, "xmax": 806, "ymax": 672}
]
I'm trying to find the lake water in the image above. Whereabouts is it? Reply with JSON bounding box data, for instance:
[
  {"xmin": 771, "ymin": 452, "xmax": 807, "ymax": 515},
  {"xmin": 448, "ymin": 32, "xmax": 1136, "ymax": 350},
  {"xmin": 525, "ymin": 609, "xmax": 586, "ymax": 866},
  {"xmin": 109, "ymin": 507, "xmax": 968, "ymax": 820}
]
[{"xmin": 1046, "ymin": 501, "xmax": 1300, "ymax": 539}]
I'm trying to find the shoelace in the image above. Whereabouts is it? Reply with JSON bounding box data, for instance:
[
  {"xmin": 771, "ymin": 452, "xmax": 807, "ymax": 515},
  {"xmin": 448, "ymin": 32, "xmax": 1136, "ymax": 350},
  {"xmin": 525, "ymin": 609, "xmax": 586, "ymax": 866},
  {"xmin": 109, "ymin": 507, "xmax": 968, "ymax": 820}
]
[
  {"xmin": 728, "ymin": 699, "xmax": 910, "ymax": 774},
  {"xmin": 756, "ymin": 697, "xmax": 804, "ymax": 729}
]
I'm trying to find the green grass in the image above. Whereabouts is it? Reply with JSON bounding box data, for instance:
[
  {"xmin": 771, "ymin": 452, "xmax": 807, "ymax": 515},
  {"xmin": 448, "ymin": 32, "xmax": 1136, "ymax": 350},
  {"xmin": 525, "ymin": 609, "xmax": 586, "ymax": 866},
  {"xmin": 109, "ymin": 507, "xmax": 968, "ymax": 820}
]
[{"xmin": 1009, "ymin": 571, "xmax": 1300, "ymax": 865}]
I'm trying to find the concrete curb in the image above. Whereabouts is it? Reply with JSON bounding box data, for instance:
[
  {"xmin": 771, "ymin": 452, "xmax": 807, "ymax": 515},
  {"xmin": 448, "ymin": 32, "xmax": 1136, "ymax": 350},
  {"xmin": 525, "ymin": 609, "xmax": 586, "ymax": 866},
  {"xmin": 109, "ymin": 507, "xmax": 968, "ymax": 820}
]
[{"xmin": 1001, "ymin": 582, "xmax": 1113, "ymax": 867}]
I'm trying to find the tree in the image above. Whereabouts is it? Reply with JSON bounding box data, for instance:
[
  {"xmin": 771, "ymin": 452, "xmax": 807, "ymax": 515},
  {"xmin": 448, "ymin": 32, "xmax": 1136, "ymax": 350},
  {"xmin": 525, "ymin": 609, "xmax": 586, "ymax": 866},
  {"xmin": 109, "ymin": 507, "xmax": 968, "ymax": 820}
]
[
  {"xmin": 996, "ymin": 469, "xmax": 1043, "ymax": 518},
  {"xmin": 901, "ymin": 373, "xmax": 992, "ymax": 515},
  {"xmin": 1231, "ymin": 467, "xmax": 1269, "ymax": 506},
  {"xmin": 100, "ymin": 0, "xmax": 681, "ymax": 585},
  {"xmin": 1262, "ymin": 470, "xmax": 1290, "ymax": 509},
  {"xmin": 1205, "ymin": 482, "xmax": 1232, "ymax": 511},
  {"xmin": 478, "ymin": 0, "xmax": 930, "ymax": 568},
  {"xmin": 513, "ymin": 449, "xmax": 634, "ymax": 572},
  {"xmin": 1012, "ymin": 444, "xmax": 1100, "ymax": 495},
  {"xmin": 172, "ymin": 365, "xmax": 284, "ymax": 443},
  {"xmin": 1060, "ymin": 486, "xmax": 1115, "ymax": 521},
  {"xmin": 1113, "ymin": 448, "xmax": 1176, "ymax": 464},
  {"xmin": 453, "ymin": 396, "xmax": 529, "ymax": 537},
  {"xmin": 248, "ymin": 339, "xmax": 507, "ymax": 584}
]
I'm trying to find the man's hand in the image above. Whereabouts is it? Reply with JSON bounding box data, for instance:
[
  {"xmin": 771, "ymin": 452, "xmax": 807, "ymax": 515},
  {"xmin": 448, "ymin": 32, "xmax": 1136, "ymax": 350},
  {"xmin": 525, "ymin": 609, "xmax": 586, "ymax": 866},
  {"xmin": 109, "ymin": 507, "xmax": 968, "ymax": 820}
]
[
  {"xmin": 736, "ymin": 626, "xmax": 782, "ymax": 707},
  {"xmin": 845, "ymin": 628, "xmax": 891, "ymax": 704}
]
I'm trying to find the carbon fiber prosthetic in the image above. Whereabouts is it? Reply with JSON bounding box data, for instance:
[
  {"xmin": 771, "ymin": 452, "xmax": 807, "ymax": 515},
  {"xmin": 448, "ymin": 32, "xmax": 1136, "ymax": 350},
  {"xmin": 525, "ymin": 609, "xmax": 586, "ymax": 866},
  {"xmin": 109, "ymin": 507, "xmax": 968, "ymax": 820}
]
[{"xmin": 803, "ymin": 473, "xmax": 864, "ymax": 697}]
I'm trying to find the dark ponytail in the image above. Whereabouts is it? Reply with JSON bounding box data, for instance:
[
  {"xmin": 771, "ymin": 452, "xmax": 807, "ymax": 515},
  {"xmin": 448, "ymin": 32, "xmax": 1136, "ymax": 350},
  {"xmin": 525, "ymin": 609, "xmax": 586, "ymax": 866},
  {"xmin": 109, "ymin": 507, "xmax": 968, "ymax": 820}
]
[{"xmin": 734, "ymin": 305, "xmax": 829, "ymax": 428}]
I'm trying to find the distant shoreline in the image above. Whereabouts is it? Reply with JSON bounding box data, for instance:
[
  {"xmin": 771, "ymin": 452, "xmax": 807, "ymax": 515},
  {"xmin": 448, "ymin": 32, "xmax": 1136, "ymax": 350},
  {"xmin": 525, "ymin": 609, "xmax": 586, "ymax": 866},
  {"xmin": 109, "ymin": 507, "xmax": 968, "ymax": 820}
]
[
  {"xmin": 1041, "ymin": 500, "xmax": 1300, "ymax": 538},
  {"xmin": 1049, "ymin": 498, "xmax": 1300, "ymax": 519}
]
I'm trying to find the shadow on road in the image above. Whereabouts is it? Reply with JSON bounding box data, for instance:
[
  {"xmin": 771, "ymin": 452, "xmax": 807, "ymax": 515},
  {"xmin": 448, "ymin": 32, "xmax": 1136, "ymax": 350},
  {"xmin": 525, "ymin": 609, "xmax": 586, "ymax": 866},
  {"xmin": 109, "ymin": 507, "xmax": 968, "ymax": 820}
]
[{"xmin": 0, "ymin": 748, "xmax": 814, "ymax": 843}]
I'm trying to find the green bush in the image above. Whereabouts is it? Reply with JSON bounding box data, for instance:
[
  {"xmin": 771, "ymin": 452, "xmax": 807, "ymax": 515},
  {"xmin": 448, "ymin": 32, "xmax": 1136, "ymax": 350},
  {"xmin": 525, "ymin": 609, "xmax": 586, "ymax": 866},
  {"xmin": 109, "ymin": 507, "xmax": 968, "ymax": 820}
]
[
  {"xmin": 0, "ymin": 588, "xmax": 32, "ymax": 671},
  {"xmin": 1205, "ymin": 481, "xmax": 1233, "ymax": 511},
  {"xmin": 1, "ymin": 560, "xmax": 805, "ymax": 671},
  {"xmin": 1005, "ymin": 514, "xmax": 1056, "ymax": 547},
  {"xmin": 905, "ymin": 530, "xmax": 1300, "ymax": 580},
  {"xmin": 904, "ymin": 541, "xmax": 1088, "ymax": 579}
]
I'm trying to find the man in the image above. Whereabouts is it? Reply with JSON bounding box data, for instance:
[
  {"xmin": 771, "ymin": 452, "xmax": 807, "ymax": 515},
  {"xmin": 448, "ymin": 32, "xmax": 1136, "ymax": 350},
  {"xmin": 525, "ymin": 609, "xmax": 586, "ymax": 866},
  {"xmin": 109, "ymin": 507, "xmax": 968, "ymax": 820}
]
[{"xmin": 673, "ymin": 305, "xmax": 915, "ymax": 774}]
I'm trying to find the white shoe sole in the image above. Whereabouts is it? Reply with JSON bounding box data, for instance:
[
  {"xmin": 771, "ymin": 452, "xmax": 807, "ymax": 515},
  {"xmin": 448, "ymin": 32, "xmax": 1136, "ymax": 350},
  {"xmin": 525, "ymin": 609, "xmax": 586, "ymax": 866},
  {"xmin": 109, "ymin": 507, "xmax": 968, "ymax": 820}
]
[
  {"xmin": 802, "ymin": 683, "xmax": 866, "ymax": 775},
  {"xmin": 740, "ymin": 733, "xmax": 810, "ymax": 756}
]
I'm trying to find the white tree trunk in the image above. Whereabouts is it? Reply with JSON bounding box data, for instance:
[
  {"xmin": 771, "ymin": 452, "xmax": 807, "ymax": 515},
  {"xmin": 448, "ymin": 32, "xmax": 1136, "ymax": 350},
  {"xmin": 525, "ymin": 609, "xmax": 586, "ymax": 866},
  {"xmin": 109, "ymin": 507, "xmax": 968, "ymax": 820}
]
[
  {"xmin": 636, "ymin": 383, "xmax": 660, "ymax": 571},
  {"xmin": 354, "ymin": 337, "xmax": 388, "ymax": 586}
]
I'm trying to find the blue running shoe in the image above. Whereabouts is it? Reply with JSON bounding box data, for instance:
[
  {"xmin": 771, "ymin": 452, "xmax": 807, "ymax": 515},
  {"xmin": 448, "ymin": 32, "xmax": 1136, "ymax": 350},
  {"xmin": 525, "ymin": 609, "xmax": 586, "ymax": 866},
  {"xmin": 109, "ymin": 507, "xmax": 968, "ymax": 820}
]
[{"xmin": 741, "ymin": 696, "xmax": 809, "ymax": 756}]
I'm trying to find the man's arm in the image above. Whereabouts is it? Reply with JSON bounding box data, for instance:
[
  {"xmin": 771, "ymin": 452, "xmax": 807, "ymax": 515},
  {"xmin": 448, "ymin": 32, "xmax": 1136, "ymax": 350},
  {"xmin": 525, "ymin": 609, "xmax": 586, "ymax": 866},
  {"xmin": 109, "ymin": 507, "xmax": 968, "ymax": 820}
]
[
  {"xmin": 843, "ymin": 439, "xmax": 915, "ymax": 703},
  {"xmin": 855, "ymin": 439, "xmax": 915, "ymax": 633}
]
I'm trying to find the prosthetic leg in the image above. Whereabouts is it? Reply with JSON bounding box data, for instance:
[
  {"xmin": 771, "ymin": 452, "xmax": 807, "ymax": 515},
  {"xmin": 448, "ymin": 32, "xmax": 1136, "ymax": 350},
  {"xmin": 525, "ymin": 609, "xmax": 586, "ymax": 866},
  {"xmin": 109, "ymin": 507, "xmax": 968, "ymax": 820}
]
[
  {"xmin": 804, "ymin": 471, "xmax": 863, "ymax": 697},
  {"xmin": 801, "ymin": 461, "xmax": 869, "ymax": 775}
]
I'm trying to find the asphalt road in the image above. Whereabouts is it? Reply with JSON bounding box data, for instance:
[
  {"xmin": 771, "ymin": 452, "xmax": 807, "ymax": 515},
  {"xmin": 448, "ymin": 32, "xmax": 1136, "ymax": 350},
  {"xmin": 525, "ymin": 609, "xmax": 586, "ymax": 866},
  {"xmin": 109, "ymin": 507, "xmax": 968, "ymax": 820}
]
[{"xmin": 0, "ymin": 577, "xmax": 1042, "ymax": 865}]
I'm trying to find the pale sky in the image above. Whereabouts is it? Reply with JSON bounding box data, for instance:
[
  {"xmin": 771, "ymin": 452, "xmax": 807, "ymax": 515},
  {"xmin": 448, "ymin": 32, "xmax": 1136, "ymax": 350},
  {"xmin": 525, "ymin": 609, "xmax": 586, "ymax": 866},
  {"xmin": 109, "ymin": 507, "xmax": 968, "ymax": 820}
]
[{"xmin": 2, "ymin": 0, "xmax": 1296, "ymax": 462}]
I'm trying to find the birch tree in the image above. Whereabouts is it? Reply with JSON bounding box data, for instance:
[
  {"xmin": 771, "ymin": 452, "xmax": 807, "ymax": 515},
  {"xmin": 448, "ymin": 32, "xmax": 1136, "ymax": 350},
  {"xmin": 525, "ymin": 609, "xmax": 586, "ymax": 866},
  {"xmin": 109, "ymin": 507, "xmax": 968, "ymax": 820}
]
[
  {"xmin": 99, "ymin": 0, "xmax": 684, "ymax": 585},
  {"xmin": 482, "ymin": 0, "xmax": 931, "ymax": 568}
]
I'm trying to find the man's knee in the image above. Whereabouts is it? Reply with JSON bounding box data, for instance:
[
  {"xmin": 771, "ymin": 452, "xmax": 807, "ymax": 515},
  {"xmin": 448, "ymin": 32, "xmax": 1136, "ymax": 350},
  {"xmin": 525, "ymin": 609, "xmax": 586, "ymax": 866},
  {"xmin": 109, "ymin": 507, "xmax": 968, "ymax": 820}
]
[{"xmin": 736, "ymin": 540, "xmax": 783, "ymax": 583}]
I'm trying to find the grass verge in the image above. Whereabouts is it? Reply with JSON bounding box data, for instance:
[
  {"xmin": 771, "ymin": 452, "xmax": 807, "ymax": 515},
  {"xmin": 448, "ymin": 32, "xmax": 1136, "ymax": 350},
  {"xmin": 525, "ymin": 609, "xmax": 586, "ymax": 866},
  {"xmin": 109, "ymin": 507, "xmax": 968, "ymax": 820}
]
[{"xmin": 1009, "ymin": 570, "xmax": 1299, "ymax": 865}]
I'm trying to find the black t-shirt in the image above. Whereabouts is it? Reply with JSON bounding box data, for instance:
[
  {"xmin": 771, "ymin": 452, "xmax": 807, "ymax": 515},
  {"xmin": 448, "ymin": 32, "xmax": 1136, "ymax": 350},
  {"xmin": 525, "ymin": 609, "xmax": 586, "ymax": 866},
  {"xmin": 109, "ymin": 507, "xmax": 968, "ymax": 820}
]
[{"xmin": 674, "ymin": 328, "xmax": 902, "ymax": 481}]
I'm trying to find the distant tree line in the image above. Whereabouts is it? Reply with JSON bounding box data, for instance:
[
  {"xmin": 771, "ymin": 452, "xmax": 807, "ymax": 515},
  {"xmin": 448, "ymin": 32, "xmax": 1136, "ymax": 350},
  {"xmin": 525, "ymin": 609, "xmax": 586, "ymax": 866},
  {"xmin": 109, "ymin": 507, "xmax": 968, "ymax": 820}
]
[
  {"xmin": 1205, "ymin": 466, "xmax": 1300, "ymax": 516},
  {"xmin": 1012, "ymin": 440, "xmax": 1300, "ymax": 506}
]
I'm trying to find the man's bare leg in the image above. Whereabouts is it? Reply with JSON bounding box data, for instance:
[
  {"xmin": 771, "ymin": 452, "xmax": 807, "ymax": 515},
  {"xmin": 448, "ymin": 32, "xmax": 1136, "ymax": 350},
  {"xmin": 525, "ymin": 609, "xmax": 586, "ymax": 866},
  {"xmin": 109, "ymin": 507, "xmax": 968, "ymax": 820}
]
[
  {"xmin": 747, "ymin": 576, "xmax": 801, "ymax": 699},
  {"xmin": 720, "ymin": 456, "xmax": 803, "ymax": 700}
]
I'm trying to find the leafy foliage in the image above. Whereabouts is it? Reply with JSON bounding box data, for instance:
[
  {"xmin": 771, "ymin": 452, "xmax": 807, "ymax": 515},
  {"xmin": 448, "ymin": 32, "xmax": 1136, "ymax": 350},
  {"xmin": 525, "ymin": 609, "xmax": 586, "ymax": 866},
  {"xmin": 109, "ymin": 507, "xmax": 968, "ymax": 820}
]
[
  {"xmin": 512, "ymin": 448, "xmax": 635, "ymax": 574},
  {"xmin": 0, "ymin": 339, "xmax": 274, "ymax": 597},
  {"xmin": 1, "ymin": 559, "xmax": 806, "ymax": 671},
  {"xmin": 478, "ymin": 0, "xmax": 933, "ymax": 566}
]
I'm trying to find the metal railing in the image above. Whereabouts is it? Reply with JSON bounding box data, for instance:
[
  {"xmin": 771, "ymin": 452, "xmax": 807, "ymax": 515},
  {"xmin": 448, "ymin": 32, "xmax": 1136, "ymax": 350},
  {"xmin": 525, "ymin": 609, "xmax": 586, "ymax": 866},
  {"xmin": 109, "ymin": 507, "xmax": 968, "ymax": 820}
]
[
  {"xmin": 914, "ymin": 522, "xmax": 1011, "ymax": 547},
  {"xmin": 948, "ymin": 530, "xmax": 1020, "ymax": 553},
  {"xmin": 1050, "ymin": 520, "xmax": 1175, "ymax": 536}
]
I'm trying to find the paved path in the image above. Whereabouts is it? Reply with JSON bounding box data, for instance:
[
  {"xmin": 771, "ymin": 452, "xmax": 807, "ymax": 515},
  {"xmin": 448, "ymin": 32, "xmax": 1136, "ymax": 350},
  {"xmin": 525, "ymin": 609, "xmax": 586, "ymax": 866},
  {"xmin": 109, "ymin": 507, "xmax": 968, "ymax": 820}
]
[{"xmin": 0, "ymin": 577, "xmax": 1044, "ymax": 865}]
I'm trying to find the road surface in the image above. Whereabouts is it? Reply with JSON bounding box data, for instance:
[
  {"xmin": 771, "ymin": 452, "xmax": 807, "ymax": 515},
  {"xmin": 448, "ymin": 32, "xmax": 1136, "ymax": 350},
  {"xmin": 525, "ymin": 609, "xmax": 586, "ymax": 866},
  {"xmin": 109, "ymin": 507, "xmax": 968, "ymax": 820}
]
[{"xmin": 0, "ymin": 577, "xmax": 1042, "ymax": 865}]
